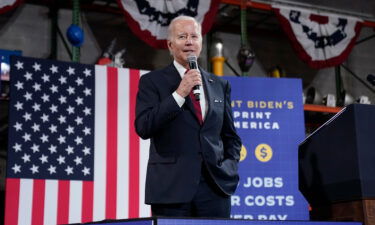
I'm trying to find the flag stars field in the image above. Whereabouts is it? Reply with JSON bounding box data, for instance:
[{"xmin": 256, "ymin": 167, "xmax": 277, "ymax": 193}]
[{"xmin": 6, "ymin": 56, "xmax": 150, "ymax": 225}]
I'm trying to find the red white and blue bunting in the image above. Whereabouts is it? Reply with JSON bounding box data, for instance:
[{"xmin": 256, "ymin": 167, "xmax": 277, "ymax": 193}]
[
  {"xmin": 273, "ymin": 5, "xmax": 363, "ymax": 69},
  {"xmin": 0, "ymin": 0, "xmax": 22, "ymax": 14},
  {"xmin": 117, "ymin": 0, "xmax": 220, "ymax": 49}
]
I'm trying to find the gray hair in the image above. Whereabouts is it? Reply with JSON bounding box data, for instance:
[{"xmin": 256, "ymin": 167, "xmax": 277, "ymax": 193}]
[{"xmin": 167, "ymin": 15, "xmax": 202, "ymax": 41}]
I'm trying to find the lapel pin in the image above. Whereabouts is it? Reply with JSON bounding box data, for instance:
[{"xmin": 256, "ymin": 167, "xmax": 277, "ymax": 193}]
[{"xmin": 208, "ymin": 78, "xmax": 213, "ymax": 83}]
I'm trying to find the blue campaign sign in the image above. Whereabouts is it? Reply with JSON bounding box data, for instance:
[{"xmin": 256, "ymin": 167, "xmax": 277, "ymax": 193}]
[
  {"xmin": 83, "ymin": 221, "xmax": 152, "ymax": 225},
  {"xmin": 79, "ymin": 218, "xmax": 361, "ymax": 225},
  {"xmin": 224, "ymin": 77, "xmax": 309, "ymax": 220},
  {"xmin": 157, "ymin": 219, "xmax": 360, "ymax": 225}
]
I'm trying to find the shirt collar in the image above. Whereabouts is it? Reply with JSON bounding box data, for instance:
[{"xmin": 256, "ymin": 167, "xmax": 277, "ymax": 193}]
[{"xmin": 173, "ymin": 60, "xmax": 187, "ymax": 78}]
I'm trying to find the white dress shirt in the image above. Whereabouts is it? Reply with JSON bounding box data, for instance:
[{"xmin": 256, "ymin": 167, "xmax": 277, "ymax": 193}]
[{"xmin": 172, "ymin": 60, "xmax": 207, "ymax": 120}]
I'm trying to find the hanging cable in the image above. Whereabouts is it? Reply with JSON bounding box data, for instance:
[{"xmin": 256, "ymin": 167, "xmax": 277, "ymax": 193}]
[{"xmin": 237, "ymin": 0, "xmax": 255, "ymax": 76}]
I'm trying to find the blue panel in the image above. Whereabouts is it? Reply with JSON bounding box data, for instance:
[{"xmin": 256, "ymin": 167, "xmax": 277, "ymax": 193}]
[
  {"xmin": 223, "ymin": 77, "xmax": 308, "ymax": 220},
  {"xmin": 78, "ymin": 218, "xmax": 361, "ymax": 225},
  {"xmin": 83, "ymin": 219, "xmax": 153, "ymax": 225},
  {"xmin": 157, "ymin": 218, "xmax": 361, "ymax": 225}
]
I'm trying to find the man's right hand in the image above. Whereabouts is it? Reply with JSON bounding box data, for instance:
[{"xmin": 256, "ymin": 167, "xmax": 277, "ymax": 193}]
[{"xmin": 176, "ymin": 69, "xmax": 202, "ymax": 97}]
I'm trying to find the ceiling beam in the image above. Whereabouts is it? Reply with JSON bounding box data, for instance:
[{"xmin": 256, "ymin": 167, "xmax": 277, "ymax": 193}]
[{"xmin": 221, "ymin": 0, "xmax": 375, "ymax": 27}]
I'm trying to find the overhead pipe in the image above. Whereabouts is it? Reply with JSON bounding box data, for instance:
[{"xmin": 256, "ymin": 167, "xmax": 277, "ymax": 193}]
[{"xmin": 221, "ymin": 0, "xmax": 375, "ymax": 27}]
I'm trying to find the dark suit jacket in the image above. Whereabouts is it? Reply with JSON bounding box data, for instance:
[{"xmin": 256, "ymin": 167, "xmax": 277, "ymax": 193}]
[{"xmin": 135, "ymin": 63, "xmax": 241, "ymax": 204}]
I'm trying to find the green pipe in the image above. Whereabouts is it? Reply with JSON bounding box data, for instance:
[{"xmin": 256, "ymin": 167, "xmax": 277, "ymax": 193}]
[
  {"xmin": 240, "ymin": 2, "xmax": 248, "ymax": 76},
  {"xmin": 72, "ymin": 0, "xmax": 80, "ymax": 62}
]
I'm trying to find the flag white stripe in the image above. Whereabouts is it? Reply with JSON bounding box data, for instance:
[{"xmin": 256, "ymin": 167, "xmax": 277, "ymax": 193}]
[
  {"xmin": 139, "ymin": 138, "xmax": 150, "ymax": 217},
  {"xmin": 69, "ymin": 180, "xmax": 83, "ymax": 224},
  {"xmin": 43, "ymin": 180, "xmax": 58, "ymax": 225},
  {"xmin": 139, "ymin": 70, "xmax": 151, "ymax": 217},
  {"xmin": 116, "ymin": 68, "xmax": 130, "ymax": 219},
  {"xmin": 0, "ymin": 0, "xmax": 17, "ymax": 8},
  {"xmin": 93, "ymin": 65, "xmax": 107, "ymax": 221},
  {"xmin": 18, "ymin": 179, "xmax": 33, "ymax": 225},
  {"xmin": 120, "ymin": 0, "xmax": 212, "ymax": 39},
  {"xmin": 277, "ymin": 6, "xmax": 361, "ymax": 61}
]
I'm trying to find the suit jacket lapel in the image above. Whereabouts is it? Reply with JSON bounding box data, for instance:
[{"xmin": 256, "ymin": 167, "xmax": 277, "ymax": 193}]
[
  {"xmin": 163, "ymin": 63, "xmax": 181, "ymax": 92},
  {"xmin": 201, "ymin": 69, "xmax": 213, "ymax": 124}
]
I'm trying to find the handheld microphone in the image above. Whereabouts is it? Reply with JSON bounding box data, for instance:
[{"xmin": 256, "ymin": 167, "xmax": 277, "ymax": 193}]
[
  {"xmin": 187, "ymin": 55, "xmax": 200, "ymax": 101},
  {"xmin": 366, "ymin": 74, "xmax": 375, "ymax": 86}
]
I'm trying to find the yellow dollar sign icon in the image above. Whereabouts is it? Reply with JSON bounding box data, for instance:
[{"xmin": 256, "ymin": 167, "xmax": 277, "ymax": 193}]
[
  {"xmin": 255, "ymin": 143, "xmax": 273, "ymax": 162},
  {"xmin": 240, "ymin": 145, "xmax": 247, "ymax": 162}
]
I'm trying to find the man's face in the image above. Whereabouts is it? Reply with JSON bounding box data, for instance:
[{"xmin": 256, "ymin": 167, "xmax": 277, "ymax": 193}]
[{"xmin": 167, "ymin": 19, "xmax": 202, "ymax": 67}]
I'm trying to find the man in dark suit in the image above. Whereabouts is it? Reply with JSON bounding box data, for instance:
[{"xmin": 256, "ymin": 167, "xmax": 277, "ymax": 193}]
[{"xmin": 135, "ymin": 15, "xmax": 241, "ymax": 218}]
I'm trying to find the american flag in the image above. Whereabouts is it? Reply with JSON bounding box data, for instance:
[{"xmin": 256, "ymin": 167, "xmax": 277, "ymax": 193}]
[{"xmin": 5, "ymin": 56, "xmax": 151, "ymax": 225}]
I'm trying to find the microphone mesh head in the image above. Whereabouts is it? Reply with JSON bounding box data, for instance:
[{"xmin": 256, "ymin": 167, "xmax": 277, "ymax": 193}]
[{"xmin": 187, "ymin": 54, "xmax": 197, "ymax": 63}]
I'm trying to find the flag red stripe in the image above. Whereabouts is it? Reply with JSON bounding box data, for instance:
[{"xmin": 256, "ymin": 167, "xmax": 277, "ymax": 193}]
[
  {"xmin": 81, "ymin": 181, "xmax": 94, "ymax": 223},
  {"xmin": 57, "ymin": 180, "xmax": 70, "ymax": 225},
  {"xmin": 4, "ymin": 178, "xmax": 20, "ymax": 225},
  {"xmin": 128, "ymin": 69, "xmax": 140, "ymax": 218},
  {"xmin": 31, "ymin": 179, "xmax": 45, "ymax": 225},
  {"xmin": 106, "ymin": 67, "xmax": 118, "ymax": 219}
]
